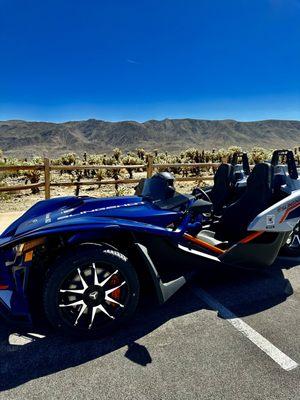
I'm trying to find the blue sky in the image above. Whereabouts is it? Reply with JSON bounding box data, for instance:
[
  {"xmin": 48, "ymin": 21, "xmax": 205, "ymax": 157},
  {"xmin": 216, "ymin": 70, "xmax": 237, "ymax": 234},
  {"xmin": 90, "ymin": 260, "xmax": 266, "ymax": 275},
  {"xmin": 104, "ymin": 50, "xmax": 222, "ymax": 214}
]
[{"xmin": 0, "ymin": 0, "xmax": 299, "ymax": 122}]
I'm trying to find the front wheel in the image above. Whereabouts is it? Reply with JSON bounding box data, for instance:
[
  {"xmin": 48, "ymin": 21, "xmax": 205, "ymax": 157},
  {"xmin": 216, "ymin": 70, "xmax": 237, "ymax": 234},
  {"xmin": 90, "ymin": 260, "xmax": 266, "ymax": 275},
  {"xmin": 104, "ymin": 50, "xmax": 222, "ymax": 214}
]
[
  {"xmin": 280, "ymin": 222, "xmax": 300, "ymax": 257},
  {"xmin": 43, "ymin": 244, "xmax": 140, "ymax": 338}
]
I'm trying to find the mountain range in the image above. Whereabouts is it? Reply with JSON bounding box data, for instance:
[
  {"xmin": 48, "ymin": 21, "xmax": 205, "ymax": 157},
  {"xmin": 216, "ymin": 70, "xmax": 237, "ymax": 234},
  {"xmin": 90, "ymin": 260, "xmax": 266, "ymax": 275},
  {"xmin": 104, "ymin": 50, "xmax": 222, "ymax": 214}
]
[{"xmin": 0, "ymin": 118, "xmax": 299, "ymax": 157}]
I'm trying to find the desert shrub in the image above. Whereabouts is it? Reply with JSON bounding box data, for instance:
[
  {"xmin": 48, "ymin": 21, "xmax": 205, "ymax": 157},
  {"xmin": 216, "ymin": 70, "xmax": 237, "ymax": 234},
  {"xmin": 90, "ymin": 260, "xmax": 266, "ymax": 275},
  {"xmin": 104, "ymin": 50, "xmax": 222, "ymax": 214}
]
[
  {"xmin": 113, "ymin": 148, "xmax": 122, "ymax": 162},
  {"xmin": 86, "ymin": 154, "xmax": 104, "ymax": 165},
  {"xmin": 31, "ymin": 156, "xmax": 43, "ymax": 164},
  {"xmin": 249, "ymin": 147, "xmax": 269, "ymax": 164},
  {"xmin": 96, "ymin": 169, "xmax": 106, "ymax": 182},
  {"xmin": 59, "ymin": 153, "xmax": 78, "ymax": 165},
  {"xmin": 136, "ymin": 148, "xmax": 146, "ymax": 160},
  {"xmin": 23, "ymin": 170, "xmax": 41, "ymax": 194},
  {"xmin": 228, "ymin": 146, "xmax": 243, "ymax": 155},
  {"xmin": 215, "ymin": 148, "xmax": 230, "ymax": 162},
  {"xmin": 121, "ymin": 154, "xmax": 143, "ymax": 178},
  {"xmin": 153, "ymin": 152, "xmax": 182, "ymax": 174},
  {"xmin": 83, "ymin": 154, "xmax": 104, "ymax": 178},
  {"xmin": 181, "ymin": 148, "xmax": 200, "ymax": 162}
]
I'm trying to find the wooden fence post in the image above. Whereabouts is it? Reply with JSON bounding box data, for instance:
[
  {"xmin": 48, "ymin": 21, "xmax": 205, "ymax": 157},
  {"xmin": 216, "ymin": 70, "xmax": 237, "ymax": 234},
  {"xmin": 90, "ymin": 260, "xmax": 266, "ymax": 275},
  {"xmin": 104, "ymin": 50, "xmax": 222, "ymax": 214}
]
[
  {"xmin": 44, "ymin": 157, "xmax": 51, "ymax": 199},
  {"xmin": 146, "ymin": 155, "xmax": 154, "ymax": 178}
]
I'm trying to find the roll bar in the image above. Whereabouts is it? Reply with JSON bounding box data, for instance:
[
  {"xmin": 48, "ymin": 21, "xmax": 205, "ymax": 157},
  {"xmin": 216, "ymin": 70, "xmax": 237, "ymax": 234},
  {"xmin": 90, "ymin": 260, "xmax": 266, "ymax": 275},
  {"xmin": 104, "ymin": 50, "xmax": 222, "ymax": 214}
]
[
  {"xmin": 230, "ymin": 152, "xmax": 251, "ymax": 175},
  {"xmin": 271, "ymin": 150, "xmax": 298, "ymax": 179}
]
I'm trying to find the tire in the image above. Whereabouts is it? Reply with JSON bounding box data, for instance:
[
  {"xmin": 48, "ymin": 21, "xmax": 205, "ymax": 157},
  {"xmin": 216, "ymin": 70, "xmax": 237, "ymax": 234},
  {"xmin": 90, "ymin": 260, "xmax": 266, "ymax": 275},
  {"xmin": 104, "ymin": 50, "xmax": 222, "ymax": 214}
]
[
  {"xmin": 43, "ymin": 243, "xmax": 140, "ymax": 338},
  {"xmin": 280, "ymin": 222, "xmax": 300, "ymax": 257}
]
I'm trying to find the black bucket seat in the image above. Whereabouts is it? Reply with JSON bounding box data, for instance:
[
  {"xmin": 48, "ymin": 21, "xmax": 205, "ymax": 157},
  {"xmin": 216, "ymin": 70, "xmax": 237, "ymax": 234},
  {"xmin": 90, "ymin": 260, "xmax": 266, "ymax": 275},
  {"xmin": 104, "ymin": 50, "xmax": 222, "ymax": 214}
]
[
  {"xmin": 209, "ymin": 163, "xmax": 234, "ymax": 215},
  {"xmin": 215, "ymin": 162, "xmax": 274, "ymax": 241}
]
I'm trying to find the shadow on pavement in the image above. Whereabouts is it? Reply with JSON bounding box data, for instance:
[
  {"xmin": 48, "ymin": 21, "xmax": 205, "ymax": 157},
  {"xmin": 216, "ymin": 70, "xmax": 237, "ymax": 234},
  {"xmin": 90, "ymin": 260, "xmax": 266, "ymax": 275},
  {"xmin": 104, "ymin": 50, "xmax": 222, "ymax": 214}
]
[
  {"xmin": 0, "ymin": 257, "xmax": 298, "ymax": 392},
  {"xmin": 0, "ymin": 287, "xmax": 203, "ymax": 391},
  {"xmin": 195, "ymin": 256, "xmax": 299, "ymax": 317},
  {"xmin": 125, "ymin": 341, "xmax": 152, "ymax": 366}
]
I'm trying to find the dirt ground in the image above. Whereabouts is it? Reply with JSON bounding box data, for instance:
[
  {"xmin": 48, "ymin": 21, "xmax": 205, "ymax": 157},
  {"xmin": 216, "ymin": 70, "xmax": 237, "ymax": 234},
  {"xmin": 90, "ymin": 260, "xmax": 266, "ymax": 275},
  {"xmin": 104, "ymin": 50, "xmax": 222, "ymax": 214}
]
[{"xmin": 0, "ymin": 211, "xmax": 23, "ymax": 233}]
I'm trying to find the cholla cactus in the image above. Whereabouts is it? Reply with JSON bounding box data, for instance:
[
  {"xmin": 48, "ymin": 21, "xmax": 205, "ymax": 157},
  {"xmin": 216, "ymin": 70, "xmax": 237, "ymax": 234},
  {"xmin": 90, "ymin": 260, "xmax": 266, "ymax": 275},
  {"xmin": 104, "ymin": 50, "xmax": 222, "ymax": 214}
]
[
  {"xmin": 136, "ymin": 148, "xmax": 146, "ymax": 160},
  {"xmin": 101, "ymin": 156, "xmax": 120, "ymax": 179},
  {"xmin": 60, "ymin": 153, "xmax": 77, "ymax": 165},
  {"xmin": 103, "ymin": 156, "xmax": 117, "ymax": 166},
  {"xmin": 96, "ymin": 169, "xmax": 106, "ymax": 182},
  {"xmin": 204, "ymin": 150, "xmax": 213, "ymax": 163},
  {"xmin": 32, "ymin": 156, "xmax": 43, "ymax": 164},
  {"xmin": 115, "ymin": 186, "xmax": 133, "ymax": 197},
  {"xmin": 228, "ymin": 146, "xmax": 242, "ymax": 154},
  {"xmin": 182, "ymin": 148, "xmax": 198, "ymax": 162},
  {"xmin": 87, "ymin": 154, "xmax": 103, "ymax": 165},
  {"xmin": 51, "ymin": 157, "xmax": 61, "ymax": 165},
  {"xmin": 113, "ymin": 148, "xmax": 122, "ymax": 162},
  {"xmin": 249, "ymin": 147, "xmax": 269, "ymax": 164},
  {"xmin": 24, "ymin": 170, "xmax": 41, "ymax": 194},
  {"xmin": 121, "ymin": 155, "xmax": 143, "ymax": 178},
  {"xmin": 215, "ymin": 148, "xmax": 230, "ymax": 162},
  {"xmin": 227, "ymin": 146, "xmax": 243, "ymax": 159}
]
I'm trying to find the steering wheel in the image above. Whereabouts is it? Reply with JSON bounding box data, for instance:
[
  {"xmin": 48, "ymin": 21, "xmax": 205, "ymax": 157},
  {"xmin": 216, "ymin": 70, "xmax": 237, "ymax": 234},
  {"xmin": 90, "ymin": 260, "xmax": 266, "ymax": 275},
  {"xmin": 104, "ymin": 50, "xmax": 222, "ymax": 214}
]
[{"xmin": 192, "ymin": 187, "xmax": 211, "ymax": 203}]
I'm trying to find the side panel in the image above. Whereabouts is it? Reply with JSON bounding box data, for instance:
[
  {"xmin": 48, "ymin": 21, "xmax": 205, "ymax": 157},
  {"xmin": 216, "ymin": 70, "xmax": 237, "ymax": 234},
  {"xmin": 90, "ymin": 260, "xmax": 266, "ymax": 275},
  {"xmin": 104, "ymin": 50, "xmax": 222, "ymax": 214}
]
[
  {"xmin": 220, "ymin": 232, "xmax": 289, "ymax": 268},
  {"xmin": 133, "ymin": 234, "xmax": 214, "ymax": 281},
  {"xmin": 248, "ymin": 190, "xmax": 300, "ymax": 232},
  {"xmin": 133, "ymin": 243, "xmax": 188, "ymax": 304}
]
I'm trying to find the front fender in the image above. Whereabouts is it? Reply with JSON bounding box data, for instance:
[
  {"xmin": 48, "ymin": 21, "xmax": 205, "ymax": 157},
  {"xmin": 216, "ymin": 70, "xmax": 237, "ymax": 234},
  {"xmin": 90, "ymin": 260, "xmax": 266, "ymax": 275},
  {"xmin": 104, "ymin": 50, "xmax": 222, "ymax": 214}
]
[
  {"xmin": 0, "ymin": 222, "xmax": 121, "ymax": 250},
  {"xmin": 66, "ymin": 227, "xmax": 123, "ymax": 246}
]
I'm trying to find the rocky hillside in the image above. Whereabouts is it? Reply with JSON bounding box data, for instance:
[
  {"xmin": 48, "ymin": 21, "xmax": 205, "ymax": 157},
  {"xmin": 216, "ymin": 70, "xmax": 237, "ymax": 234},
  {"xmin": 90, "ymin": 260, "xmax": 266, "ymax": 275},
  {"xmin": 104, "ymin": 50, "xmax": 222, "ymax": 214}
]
[{"xmin": 0, "ymin": 118, "xmax": 299, "ymax": 157}]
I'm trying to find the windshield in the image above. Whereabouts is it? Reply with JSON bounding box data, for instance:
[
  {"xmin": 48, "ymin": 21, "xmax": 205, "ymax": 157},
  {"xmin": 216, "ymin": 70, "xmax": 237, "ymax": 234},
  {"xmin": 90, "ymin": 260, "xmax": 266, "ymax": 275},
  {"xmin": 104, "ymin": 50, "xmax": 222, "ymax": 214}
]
[{"xmin": 142, "ymin": 176, "xmax": 173, "ymax": 201}]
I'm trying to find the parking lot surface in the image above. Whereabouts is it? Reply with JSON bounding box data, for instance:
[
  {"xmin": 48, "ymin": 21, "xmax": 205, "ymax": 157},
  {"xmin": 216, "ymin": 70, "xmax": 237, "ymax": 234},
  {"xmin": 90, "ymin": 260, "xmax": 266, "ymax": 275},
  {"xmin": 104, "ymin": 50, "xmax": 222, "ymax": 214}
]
[{"xmin": 0, "ymin": 253, "xmax": 299, "ymax": 400}]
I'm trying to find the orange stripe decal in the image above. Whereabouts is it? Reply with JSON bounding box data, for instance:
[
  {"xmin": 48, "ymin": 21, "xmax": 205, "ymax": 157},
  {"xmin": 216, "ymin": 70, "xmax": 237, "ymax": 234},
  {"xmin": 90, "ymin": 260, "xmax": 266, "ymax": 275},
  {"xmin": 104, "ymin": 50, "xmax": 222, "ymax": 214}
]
[
  {"xmin": 240, "ymin": 231, "xmax": 264, "ymax": 244},
  {"xmin": 0, "ymin": 284, "xmax": 9, "ymax": 290},
  {"xmin": 279, "ymin": 201, "xmax": 300, "ymax": 223},
  {"xmin": 183, "ymin": 233, "xmax": 225, "ymax": 255}
]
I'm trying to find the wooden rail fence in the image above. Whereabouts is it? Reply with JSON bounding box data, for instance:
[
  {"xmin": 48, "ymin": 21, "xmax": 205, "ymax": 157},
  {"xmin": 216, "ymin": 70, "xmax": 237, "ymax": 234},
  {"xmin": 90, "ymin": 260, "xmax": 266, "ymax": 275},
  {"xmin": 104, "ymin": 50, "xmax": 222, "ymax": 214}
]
[{"xmin": 0, "ymin": 155, "xmax": 219, "ymax": 199}]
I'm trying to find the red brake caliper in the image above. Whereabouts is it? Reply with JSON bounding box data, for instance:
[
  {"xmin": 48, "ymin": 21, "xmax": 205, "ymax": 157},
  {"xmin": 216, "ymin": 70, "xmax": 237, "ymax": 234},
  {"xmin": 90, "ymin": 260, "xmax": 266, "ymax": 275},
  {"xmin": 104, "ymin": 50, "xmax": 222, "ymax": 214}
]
[{"xmin": 109, "ymin": 275, "xmax": 121, "ymax": 306}]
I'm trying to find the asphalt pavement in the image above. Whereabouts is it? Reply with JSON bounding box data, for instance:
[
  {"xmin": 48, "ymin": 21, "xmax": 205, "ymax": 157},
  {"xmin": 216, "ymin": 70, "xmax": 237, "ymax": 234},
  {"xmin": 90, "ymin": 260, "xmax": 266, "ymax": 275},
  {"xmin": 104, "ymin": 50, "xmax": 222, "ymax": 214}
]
[{"xmin": 0, "ymin": 255, "xmax": 299, "ymax": 400}]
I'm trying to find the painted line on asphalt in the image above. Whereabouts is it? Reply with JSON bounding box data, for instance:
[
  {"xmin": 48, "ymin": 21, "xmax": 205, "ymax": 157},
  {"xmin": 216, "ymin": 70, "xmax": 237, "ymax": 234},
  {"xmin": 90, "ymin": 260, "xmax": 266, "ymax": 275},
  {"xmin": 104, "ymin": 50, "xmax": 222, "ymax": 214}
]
[
  {"xmin": 8, "ymin": 332, "xmax": 46, "ymax": 346},
  {"xmin": 192, "ymin": 286, "xmax": 298, "ymax": 371}
]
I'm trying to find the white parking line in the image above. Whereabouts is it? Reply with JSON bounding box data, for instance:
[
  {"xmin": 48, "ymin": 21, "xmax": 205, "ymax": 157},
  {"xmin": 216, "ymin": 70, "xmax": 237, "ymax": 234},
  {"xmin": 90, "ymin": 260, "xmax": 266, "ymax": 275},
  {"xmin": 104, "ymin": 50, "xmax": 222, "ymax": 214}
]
[
  {"xmin": 192, "ymin": 286, "xmax": 299, "ymax": 371},
  {"xmin": 8, "ymin": 332, "xmax": 46, "ymax": 346}
]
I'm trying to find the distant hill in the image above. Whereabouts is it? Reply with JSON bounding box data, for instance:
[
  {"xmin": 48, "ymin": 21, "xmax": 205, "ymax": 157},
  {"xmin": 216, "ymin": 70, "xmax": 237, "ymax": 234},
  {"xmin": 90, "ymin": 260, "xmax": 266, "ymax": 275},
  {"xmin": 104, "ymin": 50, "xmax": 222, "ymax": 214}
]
[{"xmin": 0, "ymin": 118, "xmax": 299, "ymax": 157}]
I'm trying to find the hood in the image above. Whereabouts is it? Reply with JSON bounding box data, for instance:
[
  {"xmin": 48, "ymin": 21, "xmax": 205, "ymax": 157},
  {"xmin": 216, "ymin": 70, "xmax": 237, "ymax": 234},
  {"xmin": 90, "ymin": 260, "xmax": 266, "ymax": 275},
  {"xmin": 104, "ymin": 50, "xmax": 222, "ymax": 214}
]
[{"xmin": 1, "ymin": 195, "xmax": 180, "ymax": 239}]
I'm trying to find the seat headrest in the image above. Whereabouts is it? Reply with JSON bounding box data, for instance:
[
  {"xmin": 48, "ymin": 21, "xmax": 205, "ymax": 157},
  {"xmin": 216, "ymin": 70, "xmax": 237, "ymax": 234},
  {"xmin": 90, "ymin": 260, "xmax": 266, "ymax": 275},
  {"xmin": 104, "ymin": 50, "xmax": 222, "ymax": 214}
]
[
  {"xmin": 214, "ymin": 163, "xmax": 233, "ymax": 184},
  {"xmin": 247, "ymin": 162, "xmax": 273, "ymax": 191}
]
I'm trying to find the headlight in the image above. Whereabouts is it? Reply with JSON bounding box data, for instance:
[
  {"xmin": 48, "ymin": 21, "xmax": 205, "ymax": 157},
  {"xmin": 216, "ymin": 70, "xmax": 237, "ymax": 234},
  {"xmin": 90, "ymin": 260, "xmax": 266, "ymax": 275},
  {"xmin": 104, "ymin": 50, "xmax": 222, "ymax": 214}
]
[
  {"xmin": 22, "ymin": 237, "xmax": 46, "ymax": 253},
  {"xmin": 13, "ymin": 237, "xmax": 46, "ymax": 263}
]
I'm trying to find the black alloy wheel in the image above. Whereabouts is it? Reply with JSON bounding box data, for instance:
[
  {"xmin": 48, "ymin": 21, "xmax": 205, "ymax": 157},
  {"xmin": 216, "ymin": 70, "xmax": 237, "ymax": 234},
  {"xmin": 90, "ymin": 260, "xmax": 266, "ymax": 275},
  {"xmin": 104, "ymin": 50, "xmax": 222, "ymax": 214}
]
[{"xmin": 43, "ymin": 244, "xmax": 140, "ymax": 337}]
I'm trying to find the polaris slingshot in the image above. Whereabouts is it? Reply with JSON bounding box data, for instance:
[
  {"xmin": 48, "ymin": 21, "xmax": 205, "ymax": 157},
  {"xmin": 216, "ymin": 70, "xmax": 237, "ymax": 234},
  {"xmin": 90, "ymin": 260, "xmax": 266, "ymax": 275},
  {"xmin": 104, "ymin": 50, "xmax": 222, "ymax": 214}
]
[
  {"xmin": 0, "ymin": 160, "xmax": 300, "ymax": 337},
  {"xmin": 204, "ymin": 149, "xmax": 300, "ymax": 256}
]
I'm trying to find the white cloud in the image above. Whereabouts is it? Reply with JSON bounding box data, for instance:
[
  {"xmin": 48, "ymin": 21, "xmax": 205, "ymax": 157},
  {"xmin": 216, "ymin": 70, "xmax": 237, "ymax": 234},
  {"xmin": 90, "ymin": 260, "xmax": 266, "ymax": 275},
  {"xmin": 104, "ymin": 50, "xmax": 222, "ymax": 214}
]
[{"xmin": 126, "ymin": 59, "xmax": 140, "ymax": 65}]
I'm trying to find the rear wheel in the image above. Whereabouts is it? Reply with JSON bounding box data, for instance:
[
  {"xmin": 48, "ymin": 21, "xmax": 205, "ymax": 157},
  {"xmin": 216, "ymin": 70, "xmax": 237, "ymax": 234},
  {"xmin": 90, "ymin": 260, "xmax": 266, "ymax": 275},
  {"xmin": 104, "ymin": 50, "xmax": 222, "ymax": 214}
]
[
  {"xmin": 43, "ymin": 244, "xmax": 140, "ymax": 338},
  {"xmin": 280, "ymin": 222, "xmax": 300, "ymax": 257}
]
